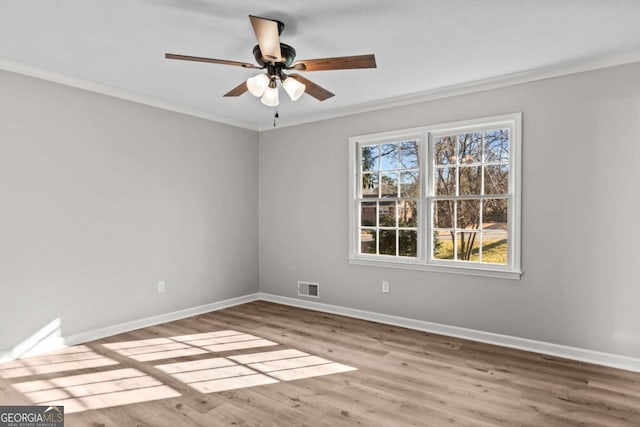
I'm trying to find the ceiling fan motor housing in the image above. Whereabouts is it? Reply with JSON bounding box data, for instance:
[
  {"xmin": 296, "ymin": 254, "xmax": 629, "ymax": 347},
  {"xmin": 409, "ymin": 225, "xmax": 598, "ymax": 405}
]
[{"xmin": 253, "ymin": 43, "xmax": 296, "ymax": 68}]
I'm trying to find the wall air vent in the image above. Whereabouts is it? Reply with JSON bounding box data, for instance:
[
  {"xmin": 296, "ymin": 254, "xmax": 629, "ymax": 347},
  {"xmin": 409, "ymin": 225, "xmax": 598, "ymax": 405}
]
[{"xmin": 298, "ymin": 281, "xmax": 319, "ymax": 298}]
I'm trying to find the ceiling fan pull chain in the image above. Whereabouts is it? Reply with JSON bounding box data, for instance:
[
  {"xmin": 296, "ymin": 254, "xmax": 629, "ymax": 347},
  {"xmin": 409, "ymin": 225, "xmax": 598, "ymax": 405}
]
[{"xmin": 273, "ymin": 105, "xmax": 279, "ymax": 127}]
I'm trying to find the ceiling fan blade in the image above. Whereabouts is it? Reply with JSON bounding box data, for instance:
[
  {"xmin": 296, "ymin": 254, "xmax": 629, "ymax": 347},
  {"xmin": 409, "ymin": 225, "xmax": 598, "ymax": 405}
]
[
  {"xmin": 249, "ymin": 15, "xmax": 282, "ymax": 62},
  {"xmin": 291, "ymin": 54, "xmax": 377, "ymax": 71},
  {"xmin": 223, "ymin": 81, "xmax": 248, "ymax": 97},
  {"xmin": 288, "ymin": 74, "xmax": 334, "ymax": 101},
  {"xmin": 165, "ymin": 53, "xmax": 258, "ymax": 68}
]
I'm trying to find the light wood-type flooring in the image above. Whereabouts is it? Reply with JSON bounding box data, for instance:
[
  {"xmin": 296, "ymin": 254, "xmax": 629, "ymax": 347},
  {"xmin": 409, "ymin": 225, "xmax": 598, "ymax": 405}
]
[{"xmin": 1, "ymin": 301, "xmax": 639, "ymax": 426}]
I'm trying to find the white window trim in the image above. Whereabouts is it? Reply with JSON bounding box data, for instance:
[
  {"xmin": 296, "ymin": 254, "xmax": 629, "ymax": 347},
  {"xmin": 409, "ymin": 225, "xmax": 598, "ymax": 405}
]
[{"xmin": 348, "ymin": 113, "xmax": 522, "ymax": 280}]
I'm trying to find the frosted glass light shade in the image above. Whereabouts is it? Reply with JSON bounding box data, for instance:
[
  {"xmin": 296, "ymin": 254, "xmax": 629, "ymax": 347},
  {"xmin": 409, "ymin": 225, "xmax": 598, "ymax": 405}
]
[
  {"xmin": 247, "ymin": 74, "xmax": 270, "ymax": 97},
  {"xmin": 283, "ymin": 77, "xmax": 306, "ymax": 101},
  {"xmin": 261, "ymin": 86, "xmax": 279, "ymax": 106}
]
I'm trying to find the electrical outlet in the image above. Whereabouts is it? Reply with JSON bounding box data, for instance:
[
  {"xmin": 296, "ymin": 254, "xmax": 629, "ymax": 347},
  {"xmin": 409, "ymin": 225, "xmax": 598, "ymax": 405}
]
[
  {"xmin": 382, "ymin": 280, "xmax": 390, "ymax": 293},
  {"xmin": 157, "ymin": 281, "xmax": 166, "ymax": 293}
]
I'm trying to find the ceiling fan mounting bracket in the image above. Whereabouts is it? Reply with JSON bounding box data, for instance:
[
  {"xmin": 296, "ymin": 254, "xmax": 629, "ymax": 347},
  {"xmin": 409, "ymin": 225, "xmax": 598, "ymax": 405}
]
[{"xmin": 274, "ymin": 19, "xmax": 285, "ymax": 36}]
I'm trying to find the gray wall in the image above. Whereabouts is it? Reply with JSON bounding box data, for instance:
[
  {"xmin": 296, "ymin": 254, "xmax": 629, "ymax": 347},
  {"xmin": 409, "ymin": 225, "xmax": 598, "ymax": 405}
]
[
  {"xmin": 3, "ymin": 61, "xmax": 639, "ymax": 360},
  {"xmin": 0, "ymin": 71, "xmax": 259, "ymax": 352},
  {"xmin": 258, "ymin": 61, "xmax": 640, "ymax": 358}
]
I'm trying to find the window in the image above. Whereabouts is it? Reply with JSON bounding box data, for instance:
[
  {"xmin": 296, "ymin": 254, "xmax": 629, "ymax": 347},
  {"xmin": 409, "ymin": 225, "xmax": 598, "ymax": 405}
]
[{"xmin": 349, "ymin": 113, "xmax": 521, "ymax": 279}]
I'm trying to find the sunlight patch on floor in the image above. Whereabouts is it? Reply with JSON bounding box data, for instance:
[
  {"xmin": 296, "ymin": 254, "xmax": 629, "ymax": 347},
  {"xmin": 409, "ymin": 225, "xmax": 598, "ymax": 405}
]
[
  {"xmin": 171, "ymin": 331, "xmax": 279, "ymax": 353},
  {"xmin": 0, "ymin": 347, "xmax": 118, "ymax": 379},
  {"xmin": 267, "ymin": 362, "xmax": 357, "ymax": 381},
  {"xmin": 3, "ymin": 329, "xmax": 356, "ymax": 413},
  {"xmin": 228, "ymin": 349, "xmax": 309, "ymax": 364},
  {"xmin": 102, "ymin": 330, "xmax": 278, "ymax": 362},
  {"xmin": 11, "ymin": 368, "xmax": 181, "ymax": 414},
  {"xmin": 190, "ymin": 374, "xmax": 279, "ymax": 393},
  {"xmin": 155, "ymin": 347, "xmax": 357, "ymax": 394},
  {"xmin": 103, "ymin": 339, "xmax": 208, "ymax": 362}
]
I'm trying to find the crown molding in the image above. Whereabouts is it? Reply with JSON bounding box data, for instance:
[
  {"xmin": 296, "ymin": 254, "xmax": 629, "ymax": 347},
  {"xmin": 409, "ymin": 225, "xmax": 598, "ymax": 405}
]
[
  {"xmin": 259, "ymin": 49, "xmax": 640, "ymax": 131},
  {"xmin": 0, "ymin": 56, "xmax": 258, "ymax": 131},
  {"xmin": 3, "ymin": 49, "xmax": 639, "ymax": 133}
]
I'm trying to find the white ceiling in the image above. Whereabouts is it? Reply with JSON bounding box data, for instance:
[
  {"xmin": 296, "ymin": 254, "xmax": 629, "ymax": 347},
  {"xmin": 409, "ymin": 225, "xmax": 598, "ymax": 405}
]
[{"xmin": 1, "ymin": 1, "xmax": 639, "ymax": 130}]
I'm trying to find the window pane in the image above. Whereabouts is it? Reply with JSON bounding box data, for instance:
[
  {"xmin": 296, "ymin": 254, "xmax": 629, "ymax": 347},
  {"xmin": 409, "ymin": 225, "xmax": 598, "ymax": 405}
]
[
  {"xmin": 381, "ymin": 172, "xmax": 398, "ymax": 197},
  {"xmin": 380, "ymin": 143, "xmax": 399, "ymax": 170},
  {"xmin": 362, "ymin": 173, "xmax": 379, "ymax": 198},
  {"xmin": 379, "ymin": 201, "xmax": 396, "ymax": 227},
  {"xmin": 459, "ymin": 166, "xmax": 481, "ymax": 195},
  {"xmin": 399, "ymin": 230, "xmax": 417, "ymax": 257},
  {"xmin": 379, "ymin": 230, "xmax": 396, "ymax": 255},
  {"xmin": 458, "ymin": 132, "xmax": 482, "ymax": 164},
  {"xmin": 484, "ymin": 128, "xmax": 509, "ymax": 162},
  {"xmin": 435, "ymin": 167, "xmax": 456, "ymax": 196},
  {"xmin": 398, "ymin": 200, "xmax": 417, "ymax": 227},
  {"xmin": 484, "ymin": 164, "xmax": 508, "ymax": 195},
  {"xmin": 434, "ymin": 200, "xmax": 454, "ymax": 228},
  {"xmin": 400, "ymin": 171, "xmax": 419, "ymax": 197},
  {"xmin": 433, "ymin": 230, "xmax": 453, "ymax": 259},
  {"xmin": 360, "ymin": 202, "xmax": 377, "ymax": 226},
  {"xmin": 456, "ymin": 200, "xmax": 480, "ymax": 229},
  {"xmin": 483, "ymin": 198, "xmax": 507, "ymax": 229},
  {"xmin": 434, "ymin": 135, "xmax": 456, "ymax": 165},
  {"xmin": 359, "ymin": 140, "xmax": 420, "ymax": 261},
  {"xmin": 456, "ymin": 232, "xmax": 480, "ymax": 261},
  {"xmin": 399, "ymin": 141, "xmax": 419, "ymax": 169},
  {"xmin": 482, "ymin": 230, "xmax": 508, "ymax": 264},
  {"xmin": 361, "ymin": 144, "xmax": 379, "ymax": 172},
  {"xmin": 360, "ymin": 229, "xmax": 377, "ymax": 254}
]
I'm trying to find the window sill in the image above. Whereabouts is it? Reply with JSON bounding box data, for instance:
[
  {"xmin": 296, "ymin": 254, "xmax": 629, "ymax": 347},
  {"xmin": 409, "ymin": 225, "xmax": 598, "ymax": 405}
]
[{"xmin": 347, "ymin": 257, "xmax": 522, "ymax": 280}]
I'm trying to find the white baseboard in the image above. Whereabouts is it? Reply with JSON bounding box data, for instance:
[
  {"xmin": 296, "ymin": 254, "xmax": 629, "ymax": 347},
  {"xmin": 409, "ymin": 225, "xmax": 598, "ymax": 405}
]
[
  {"xmin": 258, "ymin": 293, "xmax": 640, "ymax": 373},
  {"xmin": 0, "ymin": 293, "xmax": 260, "ymax": 362},
  {"xmin": 3, "ymin": 291, "xmax": 639, "ymax": 373}
]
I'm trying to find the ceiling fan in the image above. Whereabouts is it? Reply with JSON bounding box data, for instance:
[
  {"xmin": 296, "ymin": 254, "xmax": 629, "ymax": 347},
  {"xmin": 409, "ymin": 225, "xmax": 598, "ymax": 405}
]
[{"xmin": 165, "ymin": 15, "xmax": 377, "ymax": 107}]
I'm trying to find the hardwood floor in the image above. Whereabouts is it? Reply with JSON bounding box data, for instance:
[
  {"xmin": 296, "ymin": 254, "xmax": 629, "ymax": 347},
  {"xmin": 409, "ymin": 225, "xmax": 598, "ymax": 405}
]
[{"xmin": 1, "ymin": 301, "xmax": 639, "ymax": 426}]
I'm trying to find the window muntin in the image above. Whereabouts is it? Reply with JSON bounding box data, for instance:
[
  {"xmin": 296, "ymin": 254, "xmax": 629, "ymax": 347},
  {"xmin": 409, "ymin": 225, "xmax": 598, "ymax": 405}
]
[
  {"xmin": 358, "ymin": 140, "xmax": 419, "ymax": 258},
  {"xmin": 350, "ymin": 113, "xmax": 521, "ymax": 278}
]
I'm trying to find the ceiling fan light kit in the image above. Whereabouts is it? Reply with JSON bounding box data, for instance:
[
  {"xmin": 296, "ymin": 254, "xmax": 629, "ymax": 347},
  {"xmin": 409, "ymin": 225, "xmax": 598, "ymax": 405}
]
[
  {"xmin": 260, "ymin": 80, "xmax": 279, "ymax": 107},
  {"xmin": 282, "ymin": 75, "xmax": 305, "ymax": 101},
  {"xmin": 246, "ymin": 73, "xmax": 270, "ymax": 97},
  {"xmin": 166, "ymin": 14, "xmax": 377, "ymax": 113}
]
